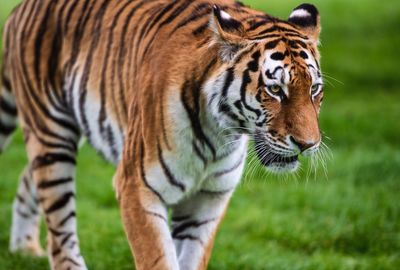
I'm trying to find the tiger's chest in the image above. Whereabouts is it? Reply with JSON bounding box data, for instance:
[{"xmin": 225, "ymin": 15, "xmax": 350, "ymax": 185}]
[
  {"xmin": 145, "ymin": 139, "xmax": 248, "ymax": 205},
  {"xmin": 141, "ymin": 91, "xmax": 249, "ymax": 205}
]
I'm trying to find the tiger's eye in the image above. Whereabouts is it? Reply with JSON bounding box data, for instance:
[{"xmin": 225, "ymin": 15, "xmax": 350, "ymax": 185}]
[
  {"xmin": 311, "ymin": 84, "xmax": 320, "ymax": 94},
  {"xmin": 269, "ymin": 85, "xmax": 282, "ymax": 93}
]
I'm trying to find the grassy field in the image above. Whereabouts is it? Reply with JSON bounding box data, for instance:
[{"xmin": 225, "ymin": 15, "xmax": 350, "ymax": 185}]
[{"xmin": 0, "ymin": 0, "xmax": 399, "ymax": 269}]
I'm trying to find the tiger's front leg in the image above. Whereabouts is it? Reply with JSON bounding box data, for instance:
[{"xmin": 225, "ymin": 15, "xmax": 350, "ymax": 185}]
[
  {"xmin": 115, "ymin": 157, "xmax": 179, "ymax": 270},
  {"xmin": 171, "ymin": 191, "xmax": 234, "ymax": 270}
]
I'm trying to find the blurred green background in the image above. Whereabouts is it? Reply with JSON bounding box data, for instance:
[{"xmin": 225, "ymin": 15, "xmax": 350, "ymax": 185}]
[{"xmin": 0, "ymin": 0, "xmax": 399, "ymax": 269}]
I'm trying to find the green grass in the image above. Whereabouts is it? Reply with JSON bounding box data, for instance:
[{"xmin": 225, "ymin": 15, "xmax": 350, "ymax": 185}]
[{"xmin": 1, "ymin": 0, "xmax": 399, "ymax": 269}]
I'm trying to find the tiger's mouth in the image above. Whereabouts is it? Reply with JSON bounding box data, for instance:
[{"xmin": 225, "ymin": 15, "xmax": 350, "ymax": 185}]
[
  {"xmin": 254, "ymin": 139, "xmax": 300, "ymax": 173},
  {"xmin": 257, "ymin": 153, "xmax": 299, "ymax": 167}
]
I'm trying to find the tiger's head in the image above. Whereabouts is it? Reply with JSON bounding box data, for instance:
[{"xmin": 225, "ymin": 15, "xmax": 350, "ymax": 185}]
[{"xmin": 208, "ymin": 3, "xmax": 323, "ymax": 173}]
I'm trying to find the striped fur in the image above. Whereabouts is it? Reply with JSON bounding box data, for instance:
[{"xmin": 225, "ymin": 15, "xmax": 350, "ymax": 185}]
[{"xmin": 1, "ymin": 1, "xmax": 324, "ymax": 269}]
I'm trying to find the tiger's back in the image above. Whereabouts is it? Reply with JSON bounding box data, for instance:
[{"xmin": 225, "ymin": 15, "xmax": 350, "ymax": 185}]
[{"xmin": 4, "ymin": 0, "xmax": 251, "ymax": 163}]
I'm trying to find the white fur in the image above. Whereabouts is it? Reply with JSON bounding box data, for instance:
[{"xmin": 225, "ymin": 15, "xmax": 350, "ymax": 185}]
[
  {"xmin": 1, "ymin": 87, "xmax": 16, "ymax": 106},
  {"xmin": 289, "ymin": 9, "xmax": 311, "ymax": 19},
  {"xmin": 10, "ymin": 168, "xmax": 44, "ymax": 257},
  {"xmin": 0, "ymin": 111, "xmax": 15, "ymax": 126},
  {"xmin": 267, "ymin": 160, "xmax": 300, "ymax": 173},
  {"xmin": 220, "ymin": 10, "xmax": 232, "ymax": 20},
  {"xmin": 69, "ymin": 75, "xmax": 124, "ymax": 164}
]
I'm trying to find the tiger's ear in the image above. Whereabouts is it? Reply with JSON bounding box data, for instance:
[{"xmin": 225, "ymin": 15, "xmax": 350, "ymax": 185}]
[
  {"xmin": 288, "ymin": 4, "xmax": 320, "ymax": 43},
  {"xmin": 210, "ymin": 5, "xmax": 247, "ymax": 62}
]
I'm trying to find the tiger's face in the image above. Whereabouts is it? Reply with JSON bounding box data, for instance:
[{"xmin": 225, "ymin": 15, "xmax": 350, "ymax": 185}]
[{"xmin": 210, "ymin": 4, "xmax": 323, "ymax": 173}]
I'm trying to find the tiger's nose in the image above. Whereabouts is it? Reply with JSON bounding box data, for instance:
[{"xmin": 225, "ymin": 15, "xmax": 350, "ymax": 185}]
[{"xmin": 290, "ymin": 136, "xmax": 317, "ymax": 153}]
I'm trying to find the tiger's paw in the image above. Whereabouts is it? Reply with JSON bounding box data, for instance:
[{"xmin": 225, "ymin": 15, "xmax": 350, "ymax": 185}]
[{"xmin": 10, "ymin": 238, "xmax": 46, "ymax": 257}]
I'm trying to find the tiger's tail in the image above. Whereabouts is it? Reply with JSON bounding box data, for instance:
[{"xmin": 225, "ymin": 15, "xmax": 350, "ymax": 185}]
[{"xmin": 0, "ymin": 41, "xmax": 18, "ymax": 153}]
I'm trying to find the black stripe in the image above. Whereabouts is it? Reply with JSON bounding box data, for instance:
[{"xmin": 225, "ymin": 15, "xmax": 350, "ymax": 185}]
[
  {"xmin": 45, "ymin": 192, "xmax": 75, "ymax": 214},
  {"xmin": 140, "ymin": 142, "xmax": 166, "ymax": 204},
  {"xmin": 221, "ymin": 68, "xmax": 235, "ymax": 97},
  {"xmin": 215, "ymin": 135, "xmax": 242, "ymax": 161},
  {"xmin": 157, "ymin": 143, "xmax": 186, "ymax": 192},
  {"xmin": 192, "ymin": 22, "xmax": 209, "ymax": 36},
  {"xmin": 52, "ymin": 248, "xmax": 61, "ymax": 257},
  {"xmin": 152, "ymin": 254, "xmax": 165, "ymax": 269},
  {"xmin": 16, "ymin": 194, "xmax": 37, "ymax": 216},
  {"xmin": 160, "ymin": 0, "xmax": 192, "ymax": 29},
  {"xmin": 213, "ymin": 153, "xmax": 245, "ymax": 178},
  {"xmin": 170, "ymin": 3, "xmax": 211, "ymax": 36},
  {"xmin": 1, "ymin": 75, "xmax": 11, "ymax": 90},
  {"xmin": 16, "ymin": 194, "xmax": 26, "ymax": 204},
  {"xmin": 266, "ymin": 66, "xmax": 284, "ymax": 80},
  {"xmin": 261, "ymin": 24, "xmax": 307, "ymax": 39},
  {"xmin": 28, "ymin": 122, "xmax": 77, "ymax": 152},
  {"xmin": 63, "ymin": 0, "xmax": 80, "ymax": 33},
  {"xmin": 0, "ymin": 97, "xmax": 17, "ymax": 115},
  {"xmin": 233, "ymin": 43, "xmax": 257, "ymax": 64},
  {"xmin": 300, "ymin": 51, "xmax": 308, "ymax": 59},
  {"xmin": 192, "ymin": 141, "xmax": 207, "ymax": 167},
  {"xmin": 200, "ymin": 188, "xmax": 234, "ymax": 196},
  {"xmin": 271, "ymin": 52, "xmax": 285, "ymax": 61},
  {"xmin": 60, "ymin": 257, "xmax": 81, "ymax": 267},
  {"xmin": 256, "ymin": 25, "xmax": 278, "ymax": 36},
  {"xmin": 239, "ymin": 52, "xmax": 262, "ymax": 116},
  {"xmin": 38, "ymin": 177, "xmax": 73, "ymax": 189},
  {"xmin": 249, "ymin": 34, "xmax": 282, "ymax": 40},
  {"xmin": 31, "ymin": 153, "xmax": 76, "ymax": 170},
  {"xmin": 172, "ymin": 219, "xmax": 216, "ymax": 238},
  {"xmin": 21, "ymin": 0, "xmax": 42, "ymax": 39},
  {"xmin": 49, "ymin": 227, "xmax": 67, "ymax": 237},
  {"xmin": 173, "ymin": 234, "xmax": 204, "ymax": 245},
  {"xmin": 60, "ymin": 232, "xmax": 73, "ymax": 246},
  {"xmin": 28, "ymin": 204, "xmax": 38, "ymax": 215},
  {"xmin": 69, "ymin": 241, "xmax": 77, "ymax": 249},
  {"xmin": 233, "ymin": 100, "xmax": 248, "ymax": 120},
  {"xmin": 171, "ymin": 215, "xmax": 191, "ymax": 222},
  {"xmin": 17, "ymin": 208, "xmax": 31, "ymax": 219},
  {"xmin": 181, "ymin": 59, "xmax": 218, "ymax": 158},
  {"xmin": 219, "ymin": 101, "xmax": 245, "ymax": 127},
  {"xmin": 106, "ymin": 125, "xmax": 118, "ymax": 161},
  {"xmin": 22, "ymin": 176, "xmax": 31, "ymax": 192},
  {"xmin": 143, "ymin": 0, "xmax": 192, "ymax": 56},
  {"xmin": 248, "ymin": 19, "xmax": 270, "ymax": 32},
  {"xmin": 59, "ymin": 211, "xmax": 76, "ymax": 226},
  {"xmin": 144, "ymin": 210, "xmax": 168, "ymax": 223},
  {"xmin": 181, "ymin": 77, "xmax": 216, "ymax": 157},
  {"xmin": 67, "ymin": 68, "xmax": 78, "ymax": 111},
  {"xmin": 265, "ymin": 39, "xmax": 281, "ymax": 49},
  {"xmin": 0, "ymin": 122, "xmax": 16, "ymax": 135},
  {"xmin": 139, "ymin": 0, "xmax": 178, "ymax": 43}
]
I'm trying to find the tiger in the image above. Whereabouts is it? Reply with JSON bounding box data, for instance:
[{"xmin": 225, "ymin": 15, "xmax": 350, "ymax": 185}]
[{"xmin": 0, "ymin": 0, "xmax": 324, "ymax": 269}]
